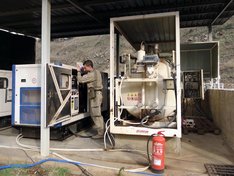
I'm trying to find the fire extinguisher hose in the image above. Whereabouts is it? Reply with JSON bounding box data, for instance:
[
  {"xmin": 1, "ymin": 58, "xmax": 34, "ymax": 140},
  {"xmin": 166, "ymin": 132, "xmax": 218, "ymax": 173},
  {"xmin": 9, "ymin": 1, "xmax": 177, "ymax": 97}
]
[{"xmin": 146, "ymin": 134, "xmax": 156, "ymax": 165}]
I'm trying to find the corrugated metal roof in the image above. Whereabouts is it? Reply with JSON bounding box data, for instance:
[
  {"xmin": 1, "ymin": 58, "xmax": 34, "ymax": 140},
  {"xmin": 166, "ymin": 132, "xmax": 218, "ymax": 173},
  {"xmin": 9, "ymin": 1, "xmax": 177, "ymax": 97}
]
[
  {"xmin": 0, "ymin": 0, "xmax": 233, "ymax": 38},
  {"xmin": 114, "ymin": 15, "xmax": 176, "ymax": 52}
]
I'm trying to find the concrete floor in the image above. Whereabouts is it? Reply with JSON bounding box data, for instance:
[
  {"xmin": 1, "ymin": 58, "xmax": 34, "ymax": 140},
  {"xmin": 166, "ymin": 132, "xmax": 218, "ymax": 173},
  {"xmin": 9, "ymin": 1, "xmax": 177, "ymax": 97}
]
[{"xmin": 0, "ymin": 127, "xmax": 234, "ymax": 176}]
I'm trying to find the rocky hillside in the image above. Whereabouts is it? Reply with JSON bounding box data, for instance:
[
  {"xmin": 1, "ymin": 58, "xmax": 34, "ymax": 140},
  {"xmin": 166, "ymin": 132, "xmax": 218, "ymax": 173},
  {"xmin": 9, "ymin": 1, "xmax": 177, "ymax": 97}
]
[
  {"xmin": 181, "ymin": 17, "xmax": 234, "ymax": 88},
  {"xmin": 36, "ymin": 17, "xmax": 234, "ymax": 88}
]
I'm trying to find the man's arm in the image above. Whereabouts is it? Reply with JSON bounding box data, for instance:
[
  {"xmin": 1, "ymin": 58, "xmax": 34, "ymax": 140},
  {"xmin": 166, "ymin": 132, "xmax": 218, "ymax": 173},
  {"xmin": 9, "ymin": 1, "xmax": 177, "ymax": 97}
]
[{"xmin": 77, "ymin": 71, "xmax": 95, "ymax": 83}]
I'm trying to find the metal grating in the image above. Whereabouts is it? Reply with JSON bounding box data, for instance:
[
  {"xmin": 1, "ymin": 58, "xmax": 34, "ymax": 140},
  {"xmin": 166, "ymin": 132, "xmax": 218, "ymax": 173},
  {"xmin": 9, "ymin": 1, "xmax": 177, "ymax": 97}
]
[{"xmin": 205, "ymin": 164, "xmax": 234, "ymax": 176}]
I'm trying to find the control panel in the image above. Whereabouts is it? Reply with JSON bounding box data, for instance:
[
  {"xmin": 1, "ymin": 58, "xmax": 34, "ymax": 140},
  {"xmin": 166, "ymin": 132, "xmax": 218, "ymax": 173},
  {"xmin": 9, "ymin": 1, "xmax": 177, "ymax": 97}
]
[{"xmin": 183, "ymin": 70, "xmax": 204, "ymax": 99}]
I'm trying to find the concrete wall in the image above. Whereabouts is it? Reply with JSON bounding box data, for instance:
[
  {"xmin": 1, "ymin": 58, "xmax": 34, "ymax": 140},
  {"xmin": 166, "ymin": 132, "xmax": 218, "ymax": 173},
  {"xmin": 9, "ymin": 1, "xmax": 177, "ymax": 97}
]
[{"xmin": 209, "ymin": 89, "xmax": 234, "ymax": 150}]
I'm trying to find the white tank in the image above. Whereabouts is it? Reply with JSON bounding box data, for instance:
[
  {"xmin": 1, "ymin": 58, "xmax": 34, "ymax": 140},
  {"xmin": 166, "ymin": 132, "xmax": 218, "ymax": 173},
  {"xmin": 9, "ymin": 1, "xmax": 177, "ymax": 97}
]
[
  {"xmin": 137, "ymin": 49, "xmax": 145, "ymax": 62},
  {"xmin": 119, "ymin": 61, "xmax": 175, "ymax": 119}
]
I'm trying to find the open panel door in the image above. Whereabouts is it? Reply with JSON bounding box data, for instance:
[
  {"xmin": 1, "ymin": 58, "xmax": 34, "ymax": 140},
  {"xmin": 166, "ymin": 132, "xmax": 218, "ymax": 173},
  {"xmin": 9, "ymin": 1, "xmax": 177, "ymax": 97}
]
[{"xmin": 46, "ymin": 64, "xmax": 72, "ymax": 126}]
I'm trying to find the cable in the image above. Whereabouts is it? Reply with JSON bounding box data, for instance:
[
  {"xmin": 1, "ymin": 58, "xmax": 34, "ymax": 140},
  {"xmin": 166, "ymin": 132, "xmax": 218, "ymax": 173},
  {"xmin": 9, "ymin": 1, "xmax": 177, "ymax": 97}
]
[
  {"xmin": 74, "ymin": 164, "xmax": 94, "ymax": 176},
  {"xmin": 0, "ymin": 126, "xmax": 11, "ymax": 131},
  {"xmin": 52, "ymin": 152, "xmax": 149, "ymax": 173},
  {"xmin": 16, "ymin": 134, "xmax": 39, "ymax": 149},
  {"xmin": 104, "ymin": 118, "xmax": 116, "ymax": 149},
  {"xmin": 146, "ymin": 134, "xmax": 154, "ymax": 165},
  {"xmin": 14, "ymin": 134, "xmax": 155, "ymax": 174},
  {"xmin": 15, "ymin": 134, "xmax": 149, "ymax": 157},
  {"xmin": 20, "ymin": 149, "xmax": 44, "ymax": 176},
  {"xmin": 68, "ymin": 126, "xmax": 93, "ymax": 138},
  {"xmin": 118, "ymin": 167, "xmax": 125, "ymax": 176},
  {"xmin": 16, "ymin": 134, "xmax": 105, "ymax": 152},
  {"xmin": 0, "ymin": 157, "xmax": 93, "ymax": 176},
  {"xmin": 140, "ymin": 110, "xmax": 176, "ymax": 129},
  {"xmin": 0, "ymin": 145, "xmax": 43, "ymax": 175},
  {"xmin": 0, "ymin": 156, "xmax": 152, "ymax": 176},
  {"xmin": 5, "ymin": 136, "xmax": 153, "ymax": 175}
]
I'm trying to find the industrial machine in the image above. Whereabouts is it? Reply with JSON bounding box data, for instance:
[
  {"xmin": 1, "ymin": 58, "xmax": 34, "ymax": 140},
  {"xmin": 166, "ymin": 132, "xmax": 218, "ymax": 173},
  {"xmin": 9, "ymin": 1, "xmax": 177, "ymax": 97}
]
[
  {"xmin": 180, "ymin": 42, "xmax": 221, "ymax": 135},
  {"xmin": 0, "ymin": 70, "xmax": 12, "ymax": 127},
  {"xmin": 109, "ymin": 12, "xmax": 181, "ymax": 137},
  {"xmin": 12, "ymin": 63, "xmax": 108, "ymax": 139}
]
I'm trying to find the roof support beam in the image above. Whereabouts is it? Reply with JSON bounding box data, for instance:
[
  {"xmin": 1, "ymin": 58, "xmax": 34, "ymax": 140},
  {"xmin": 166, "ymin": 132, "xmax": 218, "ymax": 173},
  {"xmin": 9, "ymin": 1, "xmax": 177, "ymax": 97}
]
[
  {"xmin": 2, "ymin": 9, "xmax": 231, "ymax": 27},
  {"xmin": 0, "ymin": 1, "xmax": 226, "ymax": 20},
  {"xmin": 40, "ymin": 0, "xmax": 51, "ymax": 157},
  {"xmin": 211, "ymin": 0, "xmax": 233, "ymax": 25},
  {"xmin": 66, "ymin": 0, "xmax": 103, "ymax": 24},
  {"xmin": 0, "ymin": 4, "xmax": 71, "ymax": 17},
  {"xmin": 0, "ymin": 0, "xmax": 125, "ymax": 17},
  {"xmin": 0, "ymin": 3, "xmax": 232, "ymax": 27},
  {"xmin": 0, "ymin": 0, "xmax": 233, "ymax": 37}
]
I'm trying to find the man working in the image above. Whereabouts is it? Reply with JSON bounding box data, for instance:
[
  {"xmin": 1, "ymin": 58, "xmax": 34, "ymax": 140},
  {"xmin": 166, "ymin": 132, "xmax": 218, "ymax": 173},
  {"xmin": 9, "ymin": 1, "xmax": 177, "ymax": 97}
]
[{"xmin": 77, "ymin": 60, "xmax": 104, "ymax": 139}]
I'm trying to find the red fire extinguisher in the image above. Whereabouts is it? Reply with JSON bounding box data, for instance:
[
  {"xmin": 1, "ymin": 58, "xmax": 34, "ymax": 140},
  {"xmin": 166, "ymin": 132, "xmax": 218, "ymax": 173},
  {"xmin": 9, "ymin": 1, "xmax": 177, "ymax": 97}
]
[{"xmin": 150, "ymin": 131, "xmax": 165, "ymax": 173}]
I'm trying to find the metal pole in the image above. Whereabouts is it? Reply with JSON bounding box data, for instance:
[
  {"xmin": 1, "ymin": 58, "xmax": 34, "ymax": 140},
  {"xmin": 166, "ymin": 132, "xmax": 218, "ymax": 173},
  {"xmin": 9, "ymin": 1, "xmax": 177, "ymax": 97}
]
[
  {"xmin": 175, "ymin": 12, "xmax": 181, "ymax": 138},
  {"xmin": 116, "ymin": 33, "xmax": 120, "ymax": 78},
  {"xmin": 41, "ymin": 0, "xmax": 51, "ymax": 156},
  {"xmin": 109, "ymin": 19, "xmax": 115, "ymax": 130}
]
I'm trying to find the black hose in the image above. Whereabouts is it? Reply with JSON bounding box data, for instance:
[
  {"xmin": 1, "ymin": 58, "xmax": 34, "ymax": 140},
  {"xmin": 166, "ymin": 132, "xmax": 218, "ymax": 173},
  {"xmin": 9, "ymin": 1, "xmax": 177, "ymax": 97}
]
[
  {"xmin": 140, "ymin": 110, "xmax": 176, "ymax": 129},
  {"xmin": 146, "ymin": 134, "xmax": 157, "ymax": 165},
  {"xmin": 68, "ymin": 126, "xmax": 92, "ymax": 138}
]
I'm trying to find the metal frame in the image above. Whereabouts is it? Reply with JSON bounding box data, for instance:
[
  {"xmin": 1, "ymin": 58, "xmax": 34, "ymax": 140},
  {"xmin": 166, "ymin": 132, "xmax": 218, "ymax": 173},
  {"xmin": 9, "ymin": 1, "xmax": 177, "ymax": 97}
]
[
  {"xmin": 109, "ymin": 12, "xmax": 181, "ymax": 137},
  {"xmin": 180, "ymin": 41, "xmax": 220, "ymax": 88},
  {"xmin": 40, "ymin": 0, "xmax": 51, "ymax": 157}
]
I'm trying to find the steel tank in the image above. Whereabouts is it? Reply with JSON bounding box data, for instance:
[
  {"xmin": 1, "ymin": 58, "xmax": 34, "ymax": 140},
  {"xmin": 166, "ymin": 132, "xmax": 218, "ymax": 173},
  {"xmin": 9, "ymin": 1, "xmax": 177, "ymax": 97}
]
[{"xmin": 119, "ymin": 60, "xmax": 175, "ymax": 120}]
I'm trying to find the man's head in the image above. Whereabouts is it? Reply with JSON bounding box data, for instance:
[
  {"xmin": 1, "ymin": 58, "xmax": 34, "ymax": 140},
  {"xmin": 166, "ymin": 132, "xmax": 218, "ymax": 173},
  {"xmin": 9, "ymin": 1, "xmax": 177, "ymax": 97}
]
[{"xmin": 82, "ymin": 60, "xmax": 94, "ymax": 72}]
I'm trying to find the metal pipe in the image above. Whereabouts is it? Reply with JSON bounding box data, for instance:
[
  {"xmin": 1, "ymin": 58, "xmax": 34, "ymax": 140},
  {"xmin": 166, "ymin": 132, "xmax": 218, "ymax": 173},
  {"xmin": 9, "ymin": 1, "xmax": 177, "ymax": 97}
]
[{"xmin": 211, "ymin": 0, "xmax": 233, "ymax": 25}]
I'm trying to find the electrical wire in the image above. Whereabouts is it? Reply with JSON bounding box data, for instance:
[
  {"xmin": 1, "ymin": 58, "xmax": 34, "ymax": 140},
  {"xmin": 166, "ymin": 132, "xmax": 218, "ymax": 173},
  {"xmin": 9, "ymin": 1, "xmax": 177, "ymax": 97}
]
[
  {"xmin": 68, "ymin": 126, "xmax": 93, "ymax": 138},
  {"xmin": 118, "ymin": 118, "xmax": 147, "ymax": 125},
  {"xmin": 15, "ymin": 133, "xmax": 149, "ymax": 157},
  {"xmin": 74, "ymin": 164, "xmax": 94, "ymax": 176},
  {"xmin": 52, "ymin": 152, "xmax": 149, "ymax": 173},
  {"xmin": 12, "ymin": 135, "xmax": 152, "ymax": 174},
  {"xmin": 0, "ymin": 157, "xmax": 93, "ymax": 176},
  {"xmin": 16, "ymin": 134, "xmax": 105, "ymax": 152},
  {"xmin": 0, "ymin": 145, "xmax": 43, "ymax": 175},
  {"xmin": 140, "ymin": 110, "xmax": 176, "ymax": 129},
  {"xmin": 0, "ymin": 156, "xmax": 152, "ymax": 176},
  {"xmin": 104, "ymin": 118, "xmax": 115, "ymax": 149},
  {"xmin": 0, "ymin": 126, "xmax": 11, "ymax": 131},
  {"xmin": 20, "ymin": 149, "xmax": 44, "ymax": 176},
  {"xmin": 16, "ymin": 134, "xmax": 39, "ymax": 150}
]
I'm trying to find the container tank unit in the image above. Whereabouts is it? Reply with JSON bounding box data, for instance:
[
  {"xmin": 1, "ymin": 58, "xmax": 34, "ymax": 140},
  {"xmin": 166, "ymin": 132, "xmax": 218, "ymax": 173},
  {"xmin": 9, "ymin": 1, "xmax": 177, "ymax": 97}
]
[{"xmin": 109, "ymin": 12, "xmax": 181, "ymax": 137}]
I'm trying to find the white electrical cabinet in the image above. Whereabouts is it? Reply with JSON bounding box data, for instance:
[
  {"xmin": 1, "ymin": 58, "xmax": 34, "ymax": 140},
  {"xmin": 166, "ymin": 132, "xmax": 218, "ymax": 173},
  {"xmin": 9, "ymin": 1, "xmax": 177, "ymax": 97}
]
[
  {"xmin": 0, "ymin": 70, "xmax": 12, "ymax": 117},
  {"xmin": 109, "ymin": 12, "xmax": 181, "ymax": 137},
  {"xmin": 12, "ymin": 64, "xmax": 89, "ymax": 127},
  {"xmin": 12, "ymin": 64, "xmax": 41, "ymax": 126}
]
